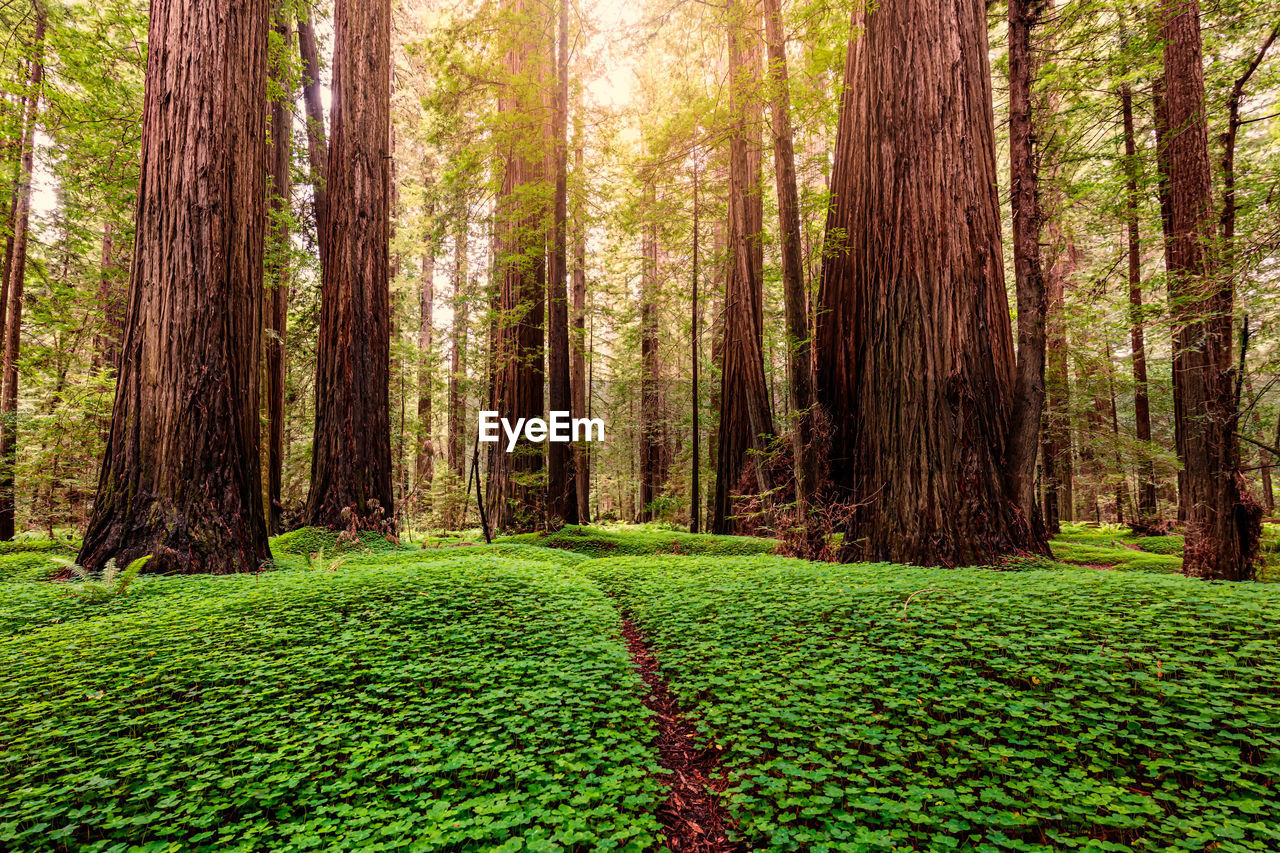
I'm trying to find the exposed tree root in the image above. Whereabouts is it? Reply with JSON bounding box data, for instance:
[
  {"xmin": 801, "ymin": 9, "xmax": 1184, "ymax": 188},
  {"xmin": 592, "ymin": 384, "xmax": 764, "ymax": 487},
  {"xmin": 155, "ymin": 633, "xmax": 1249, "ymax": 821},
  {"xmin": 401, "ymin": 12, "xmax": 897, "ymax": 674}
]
[{"xmin": 620, "ymin": 617, "xmax": 745, "ymax": 853}]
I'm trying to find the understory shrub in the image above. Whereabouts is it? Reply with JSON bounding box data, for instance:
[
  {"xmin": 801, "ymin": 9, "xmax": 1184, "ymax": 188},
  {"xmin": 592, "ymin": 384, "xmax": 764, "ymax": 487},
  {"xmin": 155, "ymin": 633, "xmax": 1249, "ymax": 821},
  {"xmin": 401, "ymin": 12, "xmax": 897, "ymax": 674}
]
[{"xmin": 496, "ymin": 523, "xmax": 778, "ymax": 559}]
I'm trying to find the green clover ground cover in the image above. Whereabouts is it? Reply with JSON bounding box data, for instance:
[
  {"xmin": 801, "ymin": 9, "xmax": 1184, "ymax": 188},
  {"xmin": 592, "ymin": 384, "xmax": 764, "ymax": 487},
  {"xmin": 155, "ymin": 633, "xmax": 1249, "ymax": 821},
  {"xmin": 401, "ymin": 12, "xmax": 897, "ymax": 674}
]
[
  {"xmin": 496, "ymin": 523, "xmax": 778, "ymax": 559},
  {"xmin": 0, "ymin": 553, "xmax": 664, "ymax": 852},
  {"xmin": 586, "ymin": 555, "xmax": 1280, "ymax": 852}
]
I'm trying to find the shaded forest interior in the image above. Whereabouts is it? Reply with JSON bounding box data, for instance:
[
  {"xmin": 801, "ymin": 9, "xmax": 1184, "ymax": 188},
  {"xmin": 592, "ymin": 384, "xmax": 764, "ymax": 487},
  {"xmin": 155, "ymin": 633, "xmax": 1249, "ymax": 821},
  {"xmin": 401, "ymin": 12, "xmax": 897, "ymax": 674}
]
[{"xmin": 0, "ymin": 0, "xmax": 1278, "ymax": 580}]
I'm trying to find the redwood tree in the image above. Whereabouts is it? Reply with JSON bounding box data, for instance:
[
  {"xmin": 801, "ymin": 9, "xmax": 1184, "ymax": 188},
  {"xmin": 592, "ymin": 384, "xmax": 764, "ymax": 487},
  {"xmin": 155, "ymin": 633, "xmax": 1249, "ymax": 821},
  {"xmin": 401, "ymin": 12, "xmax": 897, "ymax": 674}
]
[
  {"xmin": 305, "ymin": 0, "xmax": 394, "ymax": 529},
  {"xmin": 814, "ymin": 0, "xmax": 1048, "ymax": 565},
  {"xmin": 713, "ymin": 0, "xmax": 773, "ymax": 533},
  {"xmin": 266, "ymin": 10, "xmax": 292, "ymax": 535},
  {"xmin": 1161, "ymin": 0, "xmax": 1260, "ymax": 579},
  {"xmin": 79, "ymin": 0, "xmax": 271, "ymax": 573}
]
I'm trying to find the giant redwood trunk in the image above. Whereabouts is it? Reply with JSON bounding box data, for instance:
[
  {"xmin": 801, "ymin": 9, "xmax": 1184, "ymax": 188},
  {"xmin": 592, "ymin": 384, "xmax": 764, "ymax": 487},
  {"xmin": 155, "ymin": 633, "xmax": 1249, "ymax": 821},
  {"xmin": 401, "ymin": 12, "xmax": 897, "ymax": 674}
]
[
  {"xmin": 814, "ymin": 0, "xmax": 1048, "ymax": 565},
  {"xmin": 713, "ymin": 0, "xmax": 773, "ymax": 534},
  {"xmin": 78, "ymin": 0, "xmax": 271, "ymax": 573},
  {"xmin": 1162, "ymin": 0, "xmax": 1260, "ymax": 579},
  {"xmin": 0, "ymin": 5, "xmax": 44, "ymax": 541},
  {"xmin": 487, "ymin": 0, "xmax": 549, "ymax": 531},
  {"xmin": 266, "ymin": 11, "xmax": 292, "ymax": 535},
  {"xmin": 304, "ymin": 0, "xmax": 394, "ymax": 530},
  {"xmin": 762, "ymin": 0, "xmax": 819, "ymax": 515}
]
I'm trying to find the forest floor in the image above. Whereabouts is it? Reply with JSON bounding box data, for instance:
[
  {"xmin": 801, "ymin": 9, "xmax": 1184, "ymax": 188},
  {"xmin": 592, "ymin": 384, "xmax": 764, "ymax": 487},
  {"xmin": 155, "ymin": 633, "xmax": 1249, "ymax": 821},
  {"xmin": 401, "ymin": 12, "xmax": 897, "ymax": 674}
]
[{"xmin": 1, "ymin": 523, "xmax": 1278, "ymax": 851}]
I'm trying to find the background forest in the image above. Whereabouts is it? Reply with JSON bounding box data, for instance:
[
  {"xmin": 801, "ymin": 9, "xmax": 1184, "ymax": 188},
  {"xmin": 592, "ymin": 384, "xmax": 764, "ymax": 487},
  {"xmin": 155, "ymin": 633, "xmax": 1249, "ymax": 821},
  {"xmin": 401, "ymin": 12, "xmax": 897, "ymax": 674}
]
[{"xmin": 1, "ymin": 0, "xmax": 1278, "ymax": 572}]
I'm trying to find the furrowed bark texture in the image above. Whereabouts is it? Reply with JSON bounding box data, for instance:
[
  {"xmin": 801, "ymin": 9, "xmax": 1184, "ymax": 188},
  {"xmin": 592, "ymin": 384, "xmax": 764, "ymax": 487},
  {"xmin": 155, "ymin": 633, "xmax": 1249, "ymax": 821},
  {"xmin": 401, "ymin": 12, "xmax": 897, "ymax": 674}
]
[
  {"xmin": 266, "ymin": 11, "xmax": 292, "ymax": 535},
  {"xmin": 297, "ymin": 8, "xmax": 329, "ymax": 262},
  {"xmin": 304, "ymin": 0, "xmax": 394, "ymax": 529},
  {"xmin": 1004, "ymin": 0, "xmax": 1049, "ymax": 526},
  {"xmin": 762, "ymin": 0, "xmax": 819, "ymax": 514},
  {"xmin": 487, "ymin": 0, "xmax": 548, "ymax": 532},
  {"xmin": 78, "ymin": 0, "xmax": 271, "ymax": 573},
  {"xmin": 713, "ymin": 0, "xmax": 774, "ymax": 534},
  {"xmin": 1162, "ymin": 0, "xmax": 1260, "ymax": 579},
  {"xmin": 0, "ymin": 5, "xmax": 44, "ymax": 541},
  {"xmin": 546, "ymin": 0, "xmax": 578, "ymax": 526},
  {"xmin": 814, "ymin": 0, "xmax": 1047, "ymax": 565}
]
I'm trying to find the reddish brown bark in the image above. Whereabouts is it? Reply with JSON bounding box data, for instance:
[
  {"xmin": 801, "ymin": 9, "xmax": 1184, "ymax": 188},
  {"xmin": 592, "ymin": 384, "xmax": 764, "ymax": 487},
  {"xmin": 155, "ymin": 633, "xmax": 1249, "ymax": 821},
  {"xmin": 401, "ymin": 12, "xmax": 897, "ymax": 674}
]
[
  {"xmin": 0, "ymin": 5, "xmax": 46, "ymax": 541},
  {"xmin": 1005, "ymin": 0, "xmax": 1049, "ymax": 527},
  {"xmin": 297, "ymin": 6, "xmax": 329, "ymax": 263},
  {"xmin": 546, "ymin": 0, "xmax": 577, "ymax": 526},
  {"xmin": 713, "ymin": 0, "xmax": 773, "ymax": 534},
  {"xmin": 304, "ymin": 0, "xmax": 394, "ymax": 530},
  {"xmin": 1162, "ymin": 0, "xmax": 1259, "ymax": 579},
  {"xmin": 78, "ymin": 0, "xmax": 271, "ymax": 572},
  {"xmin": 814, "ymin": 0, "xmax": 1047, "ymax": 565},
  {"xmin": 266, "ymin": 11, "xmax": 292, "ymax": 535},
  {"xmin": 487, "ymin": 0, "xmax": 549, "ymax": 531},
  {"xmin": 762, "ymin": 0, "xmax": 819, "ymax": 515}
]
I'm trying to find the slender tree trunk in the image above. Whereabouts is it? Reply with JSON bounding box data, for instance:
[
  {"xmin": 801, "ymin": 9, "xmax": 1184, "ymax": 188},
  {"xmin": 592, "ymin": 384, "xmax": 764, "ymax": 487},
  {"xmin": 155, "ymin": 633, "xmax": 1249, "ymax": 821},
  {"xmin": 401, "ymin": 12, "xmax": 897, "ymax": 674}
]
[
  {"xmin": 448, "ymin": 216, "xmax": 469, "ymax": 480},
  {"xmin": 1005, "ymin": 0, "xmax": 1050, "ymax": 527},
  {"xmin": 546, "ymin": 0, "xmax": 577, "ymax": 526},
  {"xmin": 762, "ymin": 0, "xmax": 818, "ymax": 518},
  {"xmin": 297, "ymin": 7, "xmax": 329, "ymax": 263},
  {"xmin": 266, "ymin": 11, "xmax": 292, "ymax": 535},
  {"xmin": 92, "ymin": 224, "xmax": 127, "ymax": 376},
  {"xmin": 1162, "ymin": 0, "xmax": 1260, "ymax": 579},
  {"xmin": 304, "ymin": 0, "xmax": 394, "ymax": 530},
  {"xmin": 79, "ymin": 0, "xmax": 271, "ymax": 572},
  {"xmin": 1153, "ymin": 78, "xmax": 1187, "ymax": 522},
  {"xmin": 689, "ymin": 158, "xmax": 701, "ymax": 533},
  {"xmin": 1120, "ymin": 85, "xmax": 1158, "ymax": 526},
  {"xmin": 639, "ymin": 182, "xmax": 668, "ymax": 521},
  {"xmin": 0, "ymin": 6, "xmax": 45, "ymax": 541},
  {"xmin": 713, "ymin": 0, "xmax": 774, "ymax": 533},
  {"xmin": 813, "ymin": 0, "xmax": 1048, "ymax": 565},
  {"xmin": 417, "ymin": 194, "xmax": 436, "ymax": 508},
  {"xmin": 570, "ymin": 111, "xmax": 590, "ymax": 519},
  {"xmin": 488, "ymin": 0, "xmax": 549, "ymax": 531}
]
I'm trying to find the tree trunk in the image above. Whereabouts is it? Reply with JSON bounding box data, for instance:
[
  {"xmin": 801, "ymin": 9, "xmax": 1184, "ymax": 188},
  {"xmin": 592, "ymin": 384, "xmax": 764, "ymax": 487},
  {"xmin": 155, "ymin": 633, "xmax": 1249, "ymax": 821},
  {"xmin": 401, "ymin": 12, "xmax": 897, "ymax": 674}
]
[
  {"xmin": 546, "ymin": 0, "xmax": 577, "ymax": 526},
  {"xmin": 487, "ymin": 0, "xmax": 549, "ymax": 532},
  {"xmin": 571, "ymin": 111, "xmax": 590, "ymax": 520},
  {"xmin": 813, "ymin": 0, "xmax": 1048, "ymax": 565},
  {"xmin": 639, "ymin": 183, "xmax": 668, "ymax": 521},
  {"xmin": 0, "ymin": 6, "xmax": 45, "ymax": 541},
  {"xmin": 1162, "ymin": 0, "xmax": 1260, "ymax": 579},
  {"xmin": 713, "ymin": 0, "xmax": 773, "ymax": 533},
  {"xmin": 297, "ymin": 6, "xmax": 329, "ymax": 263},
  {"xmin": 689, "ymin": 158, "xmax": 701, "ymax": 533},
  {"xmin": 762, "ymin": 0, "xmax": 819, "ymax": 517},
  {"xmin": 93, "ymin": 224, "xmax": 126, "ymax": 376},
  {"xmin": 79, "ymin": 0, "xmax": 271, "ymax": 572},
  {"xmin": 417, "ymin": 199, "xmax": 436, "ymax": 507},
  {"xmin": 447, "ymin": 216, "xmax": 468, "ymax": 480},
  {"xmin": 266, "ymin": 11, "xmax": 292, "ymax": 535},
  {"xmin": 1005, "ymin": 0, "xmax": 1049, "ymax": 527},
  {"xmin": 304, "ymin": 0, "xmax": 394, "ymax": 530},
  {"xmin": 1120, "ymin": 84, "xmax": 1158, "ymax": 526}
]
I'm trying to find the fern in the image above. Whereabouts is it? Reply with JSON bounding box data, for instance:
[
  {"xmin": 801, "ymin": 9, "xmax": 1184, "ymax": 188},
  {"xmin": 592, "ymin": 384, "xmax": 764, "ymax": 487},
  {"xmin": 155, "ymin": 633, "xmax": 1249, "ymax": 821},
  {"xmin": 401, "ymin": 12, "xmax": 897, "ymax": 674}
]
[
  {"xmin": 306, "ymin": 548, "xmax": 350, "ymax": 574},
  {"xmin": 53, "ymin": 555, "xmax": 151, "ymax": 603}
]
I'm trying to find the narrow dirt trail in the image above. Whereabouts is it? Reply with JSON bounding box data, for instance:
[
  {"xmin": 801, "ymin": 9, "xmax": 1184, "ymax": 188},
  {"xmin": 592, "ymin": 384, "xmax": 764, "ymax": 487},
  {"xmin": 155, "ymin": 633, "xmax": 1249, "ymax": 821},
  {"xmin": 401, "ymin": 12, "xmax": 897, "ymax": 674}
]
[{"xmin": 620, "ymin": 616, "xmax": 746, "ymax": 853}]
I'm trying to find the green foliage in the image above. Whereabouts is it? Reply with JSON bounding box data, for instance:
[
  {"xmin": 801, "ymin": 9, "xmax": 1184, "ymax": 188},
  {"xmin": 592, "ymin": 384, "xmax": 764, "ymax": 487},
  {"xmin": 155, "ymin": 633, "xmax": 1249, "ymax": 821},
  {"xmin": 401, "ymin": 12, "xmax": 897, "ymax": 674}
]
[
  {"xmin": 496, "ymin": 523, "xmax": 778, "ymax": 559},
  {"xmin": 1050, "ymin": 541, "xmax": 1184, "ymax": 573},
  {"xmin": 0, "ymin": 556, "xmax": 663, "ymax": 851},
  {"xmin": 0, "ymin": 552, "xmax": 66, "ymax": 582},
  {"xmin": 303, "ymin": 547, "xmax": 350, "ymax": 573},
  {"xmin": 585, "ymin": 555, "xmax": 1280, "ymax": 851},
  {"xmin": 270, "ymin": 527, "xmax": 412, "ymax": 557},
  {"xmin": 54, "ymin": 555, "xmax": 151, "ymax": 603},
  {"xmin": 1132, "ymin": 535, "xmax": 1185, "ymax": 555}
]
